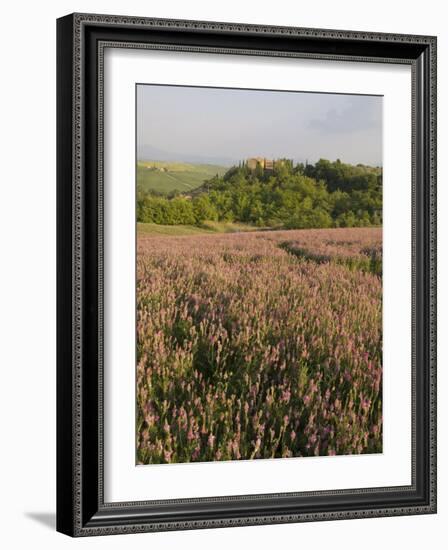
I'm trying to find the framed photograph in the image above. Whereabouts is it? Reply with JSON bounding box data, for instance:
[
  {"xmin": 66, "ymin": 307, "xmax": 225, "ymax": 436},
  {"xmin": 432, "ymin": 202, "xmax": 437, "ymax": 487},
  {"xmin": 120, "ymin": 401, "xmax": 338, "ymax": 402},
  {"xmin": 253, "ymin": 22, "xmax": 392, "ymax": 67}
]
[{"xmin": 56, "ymin": 13, "xmax": 437, "ymax": 536}]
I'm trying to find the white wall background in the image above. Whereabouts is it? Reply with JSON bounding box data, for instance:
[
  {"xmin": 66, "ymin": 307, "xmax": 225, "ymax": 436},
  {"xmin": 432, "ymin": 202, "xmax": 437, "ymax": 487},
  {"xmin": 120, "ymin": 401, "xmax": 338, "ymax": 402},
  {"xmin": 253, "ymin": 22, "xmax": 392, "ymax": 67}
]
[{"xmin": 0, "ymin": 1, "xmax": 445, "ymax": 548}]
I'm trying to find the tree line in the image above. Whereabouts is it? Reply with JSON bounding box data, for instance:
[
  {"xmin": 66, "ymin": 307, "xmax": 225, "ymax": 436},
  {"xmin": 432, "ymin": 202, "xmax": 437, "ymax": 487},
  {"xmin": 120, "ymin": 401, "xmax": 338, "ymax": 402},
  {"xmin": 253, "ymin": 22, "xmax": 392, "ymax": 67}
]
[{"xmin": 137, "ymin": 158, "xmax": 382, "ymax": 229}]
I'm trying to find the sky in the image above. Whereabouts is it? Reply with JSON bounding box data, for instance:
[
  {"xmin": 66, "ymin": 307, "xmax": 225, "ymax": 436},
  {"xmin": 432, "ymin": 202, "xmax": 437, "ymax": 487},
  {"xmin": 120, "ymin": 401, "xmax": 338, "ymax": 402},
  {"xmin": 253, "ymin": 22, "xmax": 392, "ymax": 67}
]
[{"xmin": 137, "ymin": 84, "xmax": 382, "ymax": 167}]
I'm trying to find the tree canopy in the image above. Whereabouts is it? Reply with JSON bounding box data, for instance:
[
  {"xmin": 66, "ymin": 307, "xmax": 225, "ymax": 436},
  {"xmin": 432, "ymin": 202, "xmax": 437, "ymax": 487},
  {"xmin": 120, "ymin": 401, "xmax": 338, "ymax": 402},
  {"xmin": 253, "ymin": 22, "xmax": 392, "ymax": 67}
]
[{"xmin": 137, "ymin": 158, "xmax": 382, "ymax": 229}]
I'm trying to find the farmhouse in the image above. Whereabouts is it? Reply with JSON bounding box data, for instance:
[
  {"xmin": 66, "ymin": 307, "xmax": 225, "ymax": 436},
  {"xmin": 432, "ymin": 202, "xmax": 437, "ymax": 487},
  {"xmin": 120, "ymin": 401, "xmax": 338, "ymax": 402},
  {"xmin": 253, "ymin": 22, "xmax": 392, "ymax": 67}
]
[
  {"xmin": 145, "ymin": 164, "xmax": 167, "ymax": 172},
  {"xmin": 246, "ymin": 157, "xmax": 289, "ymax": 173},
  {"xmin": 264, "ymin": 159, "xmax": 274, "ymax": 171},
  {"xmin": 246, "ymin": 157, "xmax": 266, "ymax": 171}
]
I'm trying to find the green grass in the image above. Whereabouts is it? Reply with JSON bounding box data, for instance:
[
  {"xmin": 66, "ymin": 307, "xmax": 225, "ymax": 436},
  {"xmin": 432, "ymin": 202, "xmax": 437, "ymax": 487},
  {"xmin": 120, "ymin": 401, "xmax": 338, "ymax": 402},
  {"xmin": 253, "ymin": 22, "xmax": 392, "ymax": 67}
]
[
  {"xmin": 137, "ymin": 161, "xmax": 227, "ymax": 195},
  {"xmin": 137, "ymin": 221, "xmax": 260, "ymax": 236},
  {"xmin": 279, "ymin": 240, "xmax": 382, "ymax": 275}
]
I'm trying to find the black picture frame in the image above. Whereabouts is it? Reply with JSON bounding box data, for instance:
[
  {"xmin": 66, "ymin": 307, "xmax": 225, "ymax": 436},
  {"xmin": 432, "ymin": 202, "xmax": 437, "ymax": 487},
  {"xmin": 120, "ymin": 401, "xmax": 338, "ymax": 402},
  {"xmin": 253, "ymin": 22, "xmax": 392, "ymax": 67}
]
[{"xmin": 57, "ymin": 13, "xmax": 437, "ymax": 537}]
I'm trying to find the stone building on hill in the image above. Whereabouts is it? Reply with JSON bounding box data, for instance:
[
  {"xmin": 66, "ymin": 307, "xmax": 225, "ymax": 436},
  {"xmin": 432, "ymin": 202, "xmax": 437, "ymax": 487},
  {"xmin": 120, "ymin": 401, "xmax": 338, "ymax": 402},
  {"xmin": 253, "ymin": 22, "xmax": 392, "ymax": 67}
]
[
  {"xmin": 264, "ymin": 159, "xmax": 274, "ymax": 171},
  {"xmin": 246, "ymin": 157, "xmax": 266, "ymax": 171},
  {"xmin": 246, "ymin": 157, "xmax": 290, "ymax": 173}
]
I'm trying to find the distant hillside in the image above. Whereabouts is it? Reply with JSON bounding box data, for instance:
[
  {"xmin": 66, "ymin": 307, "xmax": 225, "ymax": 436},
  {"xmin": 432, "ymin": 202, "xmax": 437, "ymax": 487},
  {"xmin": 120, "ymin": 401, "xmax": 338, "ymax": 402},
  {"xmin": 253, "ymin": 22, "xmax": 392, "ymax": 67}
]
[
  {"xmin": 137, "ymin": 160, "xmax": 227, "ymax": 195},
  {"xmin": 137, "ymin": 143, "xmax": 237, "ymax": 166}
]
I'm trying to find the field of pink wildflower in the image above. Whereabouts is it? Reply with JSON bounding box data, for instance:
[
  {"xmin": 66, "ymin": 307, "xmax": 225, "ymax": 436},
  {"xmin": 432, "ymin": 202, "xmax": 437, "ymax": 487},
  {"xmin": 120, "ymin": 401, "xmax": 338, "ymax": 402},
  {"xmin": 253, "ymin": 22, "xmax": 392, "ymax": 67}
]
[{"xmin": 136, "ymin": 227, "xmax": 382, "ymax": 464}]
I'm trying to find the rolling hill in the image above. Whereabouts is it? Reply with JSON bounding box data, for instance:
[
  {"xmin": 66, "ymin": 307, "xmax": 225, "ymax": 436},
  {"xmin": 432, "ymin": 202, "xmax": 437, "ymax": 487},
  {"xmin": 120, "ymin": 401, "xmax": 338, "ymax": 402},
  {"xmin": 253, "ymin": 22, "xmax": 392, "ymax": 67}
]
[{"xmin": 137, "ymin": 160, "xmax": 227, "ymax": 195}]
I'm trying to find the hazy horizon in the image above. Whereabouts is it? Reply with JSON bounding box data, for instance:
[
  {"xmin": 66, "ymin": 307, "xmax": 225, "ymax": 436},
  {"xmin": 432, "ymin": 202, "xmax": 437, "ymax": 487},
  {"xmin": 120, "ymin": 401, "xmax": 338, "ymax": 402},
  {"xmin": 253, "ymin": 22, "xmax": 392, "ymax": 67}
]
[{"xmin": 137, "ymin": 84, "xmax": 383, "ymax": 167}]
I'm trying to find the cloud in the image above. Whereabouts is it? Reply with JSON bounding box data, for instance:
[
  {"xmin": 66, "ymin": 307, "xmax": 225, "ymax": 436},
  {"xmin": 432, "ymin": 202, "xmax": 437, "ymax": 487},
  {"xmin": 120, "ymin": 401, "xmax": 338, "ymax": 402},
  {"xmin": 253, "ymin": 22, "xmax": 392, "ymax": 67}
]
[{"xmin": 307, "ymin": 97, "xmax": 382, "ymax": 135}]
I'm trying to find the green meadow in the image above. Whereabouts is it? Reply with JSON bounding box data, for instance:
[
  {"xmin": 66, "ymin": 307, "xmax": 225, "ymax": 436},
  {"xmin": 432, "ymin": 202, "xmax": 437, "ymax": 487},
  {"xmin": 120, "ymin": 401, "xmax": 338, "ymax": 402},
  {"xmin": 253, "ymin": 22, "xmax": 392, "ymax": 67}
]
[
  {"xmin": 137, "ymin": 221, "xmax": 259, "ymax": 236},
  {"xmin": 137, "ymin": 161, "xmax": 227, "ymax": 195}
]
